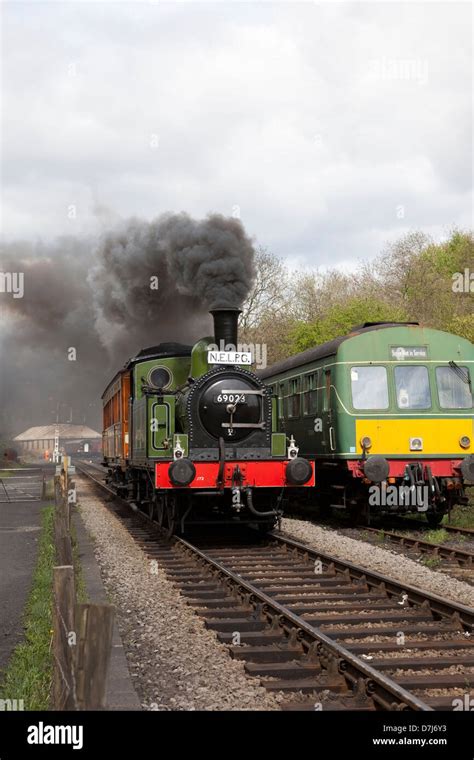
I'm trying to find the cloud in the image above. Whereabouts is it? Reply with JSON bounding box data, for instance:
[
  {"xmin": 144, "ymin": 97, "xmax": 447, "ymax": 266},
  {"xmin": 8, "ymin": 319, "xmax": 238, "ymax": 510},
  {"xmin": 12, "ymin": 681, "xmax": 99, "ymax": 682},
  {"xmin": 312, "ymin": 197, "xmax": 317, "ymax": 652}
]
[{"xmin": 1, "ymin": 1, "xmax": 472, "ymax": 265}]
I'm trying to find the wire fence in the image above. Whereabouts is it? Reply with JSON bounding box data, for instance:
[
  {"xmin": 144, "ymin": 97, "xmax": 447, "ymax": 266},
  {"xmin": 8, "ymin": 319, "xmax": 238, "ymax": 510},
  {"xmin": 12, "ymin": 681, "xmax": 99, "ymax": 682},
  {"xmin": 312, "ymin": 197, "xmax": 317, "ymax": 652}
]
[{"xmin": 0, "ymin": 468, "xmax": 46, "ymax": 503}]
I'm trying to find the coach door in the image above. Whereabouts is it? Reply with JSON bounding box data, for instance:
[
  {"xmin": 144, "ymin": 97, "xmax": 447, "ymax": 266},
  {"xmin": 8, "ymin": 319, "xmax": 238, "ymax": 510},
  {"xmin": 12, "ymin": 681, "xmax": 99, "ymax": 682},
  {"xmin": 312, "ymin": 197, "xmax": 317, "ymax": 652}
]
[{"xmin": 322, "ymin": 369, "xmax": 336, "ymax": 453}]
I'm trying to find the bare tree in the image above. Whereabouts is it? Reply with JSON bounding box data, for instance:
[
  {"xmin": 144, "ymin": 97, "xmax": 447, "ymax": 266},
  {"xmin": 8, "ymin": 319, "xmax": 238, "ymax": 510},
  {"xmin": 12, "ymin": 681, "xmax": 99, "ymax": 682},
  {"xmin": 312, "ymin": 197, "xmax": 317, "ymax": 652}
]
[{"xmin": 239, "ymin": 246, "xmax": 289, "ymax": 331}]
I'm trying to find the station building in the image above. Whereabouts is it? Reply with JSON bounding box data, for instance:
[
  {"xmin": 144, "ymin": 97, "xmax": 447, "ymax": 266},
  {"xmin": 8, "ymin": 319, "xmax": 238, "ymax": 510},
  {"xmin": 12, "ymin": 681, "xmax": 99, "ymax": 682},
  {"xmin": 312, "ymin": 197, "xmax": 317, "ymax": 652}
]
[{"xmin": 13, "ymin": 424, "xmax": 102, "ymax": 460}]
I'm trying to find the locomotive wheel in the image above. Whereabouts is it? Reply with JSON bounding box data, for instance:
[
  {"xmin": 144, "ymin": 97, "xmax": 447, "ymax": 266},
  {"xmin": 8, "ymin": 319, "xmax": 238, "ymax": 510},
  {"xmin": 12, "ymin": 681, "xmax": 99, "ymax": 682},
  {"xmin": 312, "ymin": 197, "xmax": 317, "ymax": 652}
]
[
  {"xmin": 155, "ymin": 495, "xmax": 165, "ymax": 528},
  {"xmin": 147, "ymin": 496, "xmax": 155, "ymax": 521},
  {"xmin": 164, "ymin": 493, "xmax": 178, "ymax": 539}
]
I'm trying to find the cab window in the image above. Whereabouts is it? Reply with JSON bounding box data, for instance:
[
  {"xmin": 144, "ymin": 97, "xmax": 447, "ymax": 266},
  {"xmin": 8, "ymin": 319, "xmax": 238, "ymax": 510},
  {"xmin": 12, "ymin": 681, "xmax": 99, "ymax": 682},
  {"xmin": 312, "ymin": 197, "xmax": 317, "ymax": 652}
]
[
  {"xmin": 436, "ymin": 366, "xmax": 472, "ymax": 409},
  {"xmin": 351, "ymin": 366, "xmax": 389, "ymax": 410},
  {"xmin": 394, "ymin": 365, "xmax": 431, "ymax": 409}
]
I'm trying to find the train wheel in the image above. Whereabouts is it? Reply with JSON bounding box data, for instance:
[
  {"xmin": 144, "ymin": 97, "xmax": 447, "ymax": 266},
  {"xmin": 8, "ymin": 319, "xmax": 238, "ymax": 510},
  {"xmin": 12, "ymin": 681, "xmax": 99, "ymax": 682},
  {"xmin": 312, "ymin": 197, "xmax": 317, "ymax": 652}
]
[
  {"xmin": 254, "ymin": 521, "xmax": 275, "ymax": 538},
  {"xmin": 426, "ymin": 511, "xmax": 444, "ymax": 528},
  {"xmin": 164, "ymin": 493, "xmax": 178, "ymax": 539},
  {"xmin": 156, "ymin": 495, "xmax": 165, "ymax": 528},
  {"xmin": 147, "ymin": 496, "xmax": 155, "ymax": 521},
  {"xmin": 349, "ymin": 503, "xmax": 368, "ymax": 526}
]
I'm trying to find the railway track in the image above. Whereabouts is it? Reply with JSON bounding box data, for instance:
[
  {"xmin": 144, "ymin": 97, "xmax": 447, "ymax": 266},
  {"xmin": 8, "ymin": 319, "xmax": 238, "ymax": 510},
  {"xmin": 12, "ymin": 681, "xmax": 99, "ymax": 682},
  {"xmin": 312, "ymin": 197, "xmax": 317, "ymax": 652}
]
[
  {"xmin": 386, "ymin": 518, "xmax": 474, "ymax": 541},
  {"xmin": 351, "ymin": 525, "xmax": 474, "ymax": 584},
  {"xmin": 75, "ymin": 462, "xmax": 474, "ymax": 712}
]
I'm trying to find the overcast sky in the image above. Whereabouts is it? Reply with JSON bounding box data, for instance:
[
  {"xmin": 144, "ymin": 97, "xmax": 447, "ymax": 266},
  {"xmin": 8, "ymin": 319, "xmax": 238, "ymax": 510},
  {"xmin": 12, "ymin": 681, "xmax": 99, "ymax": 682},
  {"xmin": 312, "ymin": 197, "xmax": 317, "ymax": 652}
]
[{"xmin": 1, "ymin": 1, "xmax": 472, "ymax": 270}]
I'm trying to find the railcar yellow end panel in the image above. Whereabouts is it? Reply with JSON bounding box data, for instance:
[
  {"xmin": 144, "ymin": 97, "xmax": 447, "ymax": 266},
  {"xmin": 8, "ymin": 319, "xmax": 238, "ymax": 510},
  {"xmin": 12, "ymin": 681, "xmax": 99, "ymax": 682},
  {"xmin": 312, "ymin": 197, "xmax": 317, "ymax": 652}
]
[{"xmin": 355, "ymin": 418, "xmax": 473, "ymax": 456}]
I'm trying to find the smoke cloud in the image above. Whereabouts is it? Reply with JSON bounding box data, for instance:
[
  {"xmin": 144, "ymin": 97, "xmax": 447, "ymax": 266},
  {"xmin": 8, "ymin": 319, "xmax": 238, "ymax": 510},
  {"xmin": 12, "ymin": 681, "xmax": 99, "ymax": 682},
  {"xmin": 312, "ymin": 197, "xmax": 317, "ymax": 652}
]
[
  {"xmin": 0, "ymin": 213, "xmax": 256, "ymax": 436},
  {"xmin": 160, "ymin": 212, "xmax": 256, "ymax": 309}
]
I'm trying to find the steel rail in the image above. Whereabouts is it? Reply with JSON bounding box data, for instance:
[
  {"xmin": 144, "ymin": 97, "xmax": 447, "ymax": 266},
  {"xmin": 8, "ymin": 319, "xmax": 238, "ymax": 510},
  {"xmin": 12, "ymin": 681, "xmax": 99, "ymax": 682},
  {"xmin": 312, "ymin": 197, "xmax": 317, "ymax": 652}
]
[
  {"xmin": 175, "ymin": 535, "xmax": 432, "ymax": 711},
  {"xmin": 355, "ymin": 525, "xmax": 474, "ymax": 566},
  {"xmin": 76, "ymin": 462, "xmax": 474, "ymax": 711},
  {"xmin": 270, "ymin": 532, "xmax": 474, "ymax": 631}
]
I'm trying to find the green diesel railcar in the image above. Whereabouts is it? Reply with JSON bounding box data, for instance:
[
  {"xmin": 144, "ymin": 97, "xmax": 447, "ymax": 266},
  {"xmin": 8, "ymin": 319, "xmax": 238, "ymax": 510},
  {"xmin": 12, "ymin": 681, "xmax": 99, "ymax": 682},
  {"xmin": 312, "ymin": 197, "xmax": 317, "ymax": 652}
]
[{"xmin": 260, "ymin": 322, "xmax": 474, "ymax": 524}]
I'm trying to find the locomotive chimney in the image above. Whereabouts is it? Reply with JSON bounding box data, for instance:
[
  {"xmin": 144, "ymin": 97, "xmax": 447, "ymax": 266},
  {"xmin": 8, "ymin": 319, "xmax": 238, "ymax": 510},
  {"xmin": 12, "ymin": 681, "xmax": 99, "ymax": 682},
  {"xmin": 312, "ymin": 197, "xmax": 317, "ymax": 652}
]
[{"xmin": 210, "ymin": 307, "xmax": 241, "ymax": 350}]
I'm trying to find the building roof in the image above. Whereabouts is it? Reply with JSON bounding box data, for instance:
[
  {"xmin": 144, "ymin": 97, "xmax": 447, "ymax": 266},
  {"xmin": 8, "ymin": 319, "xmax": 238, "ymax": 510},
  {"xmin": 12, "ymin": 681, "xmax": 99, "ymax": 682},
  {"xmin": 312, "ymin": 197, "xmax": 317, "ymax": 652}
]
[{"xmin": 14, "ymin": 424, "xmax": 101, "ymax": 442}]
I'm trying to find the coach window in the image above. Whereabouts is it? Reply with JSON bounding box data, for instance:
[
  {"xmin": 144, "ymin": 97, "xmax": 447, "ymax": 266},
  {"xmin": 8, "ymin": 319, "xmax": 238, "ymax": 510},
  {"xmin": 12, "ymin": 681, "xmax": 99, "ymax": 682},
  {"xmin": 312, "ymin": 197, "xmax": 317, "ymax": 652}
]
[
  {"xmin": 278, "ymin": 382, "xmax": 286, "ymax": 419},
  {"xmin": 395, "ymin": 366, "xmax": 431, "ymax": 409},
  {"xmin": 288, "ymin": 378, "xmax": 300, "ymax": 418},
  {"xmin": 303, "ymin": 372, "xmax": 318, "ymax": 415},
  {"xmin": 351, "ymin": 366, "xmax": 389, "ymax": 410},
  {"xmin": 436, "ymin": 366, "xmax": 472, "ymax": 409}
]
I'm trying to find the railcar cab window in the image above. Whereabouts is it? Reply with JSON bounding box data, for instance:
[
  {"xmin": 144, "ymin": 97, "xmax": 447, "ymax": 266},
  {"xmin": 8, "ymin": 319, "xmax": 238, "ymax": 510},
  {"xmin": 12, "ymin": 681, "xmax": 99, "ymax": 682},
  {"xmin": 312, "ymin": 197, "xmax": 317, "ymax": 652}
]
[
  {"xmin": 288, "ymin": 378, "xmax": 300, "ymax": 418},
  {"xmin": 436, "ymin": 366, "xmax": 473, "ymax": 409},
  {"xmin": 351, "ymin": 366, "xmax": 389, "ymax": 410},
  {"xmin": 303, "ymin": 372, "xmax": 318, "ymax": 415},
  {"xmin": 394, "ymin": 365, "xmax": 431, "ymax": 409}
]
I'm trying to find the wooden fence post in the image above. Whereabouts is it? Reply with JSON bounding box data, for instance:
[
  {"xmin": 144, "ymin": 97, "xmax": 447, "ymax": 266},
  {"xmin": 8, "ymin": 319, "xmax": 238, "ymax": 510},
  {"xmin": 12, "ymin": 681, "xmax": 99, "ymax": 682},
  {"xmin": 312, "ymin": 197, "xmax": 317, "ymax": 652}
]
[
  {"xmin": 54, "ymin": 472, "xmax": 73, "ymax": 566},
  {"xmin": 74, "ymin": 603, "xmax": 115, "ymax": 710},
  {"xmin": 53, "ymin": 566, "xmax": 76, "ymax": 710}
]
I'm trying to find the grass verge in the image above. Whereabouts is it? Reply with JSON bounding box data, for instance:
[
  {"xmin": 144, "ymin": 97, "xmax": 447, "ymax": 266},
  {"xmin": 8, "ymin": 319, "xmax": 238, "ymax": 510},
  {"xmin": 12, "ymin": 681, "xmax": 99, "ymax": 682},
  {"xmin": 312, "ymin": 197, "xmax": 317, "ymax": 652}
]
[
  {"xmin": 0, "ymin": 505, "xmax": 55, "ymax": 710},
  {"xmin": 443, "ymin": 496, "xmax": 474, "ymax": 529}
]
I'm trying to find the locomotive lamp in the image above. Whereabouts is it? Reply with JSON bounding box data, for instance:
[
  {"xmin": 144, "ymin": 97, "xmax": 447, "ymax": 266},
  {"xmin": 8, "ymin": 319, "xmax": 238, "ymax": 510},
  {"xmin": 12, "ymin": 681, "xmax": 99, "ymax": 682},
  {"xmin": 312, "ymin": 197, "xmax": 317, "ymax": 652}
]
[
  {"xmin": 460, "ymin": 436, "xmax": 471, "ymax": 449},
  {"xmin": 287, "ymin": 435, "xmax": 299, "ymax": 459},
  {"xmin": 173, "ymin": 436, "xmax": 185, "ymax": 459}
]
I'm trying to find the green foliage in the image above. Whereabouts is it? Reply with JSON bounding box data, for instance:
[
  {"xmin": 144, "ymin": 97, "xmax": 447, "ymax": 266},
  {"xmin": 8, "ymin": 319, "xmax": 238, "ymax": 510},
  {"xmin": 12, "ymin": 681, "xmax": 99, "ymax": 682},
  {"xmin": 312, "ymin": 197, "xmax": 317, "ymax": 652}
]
[
  {"xmin": 447, "ymin": 314, "xmax": 474, "ymax": 343},
  {"xmin": 424, "ymin": 528, "xmax": 448, "ymax": 545},
  {"xmin": 420, "ymin": 556, "xmax": 442, "ymax": 569},
  {"xmin": 290, "ymin": 297, "xmax": 408, "ymax": 353},
  {"xmin": 445, "ymin": 499, "xmax": 474, "ymax": 529},
  {"xmin": 241, "ymin": 228, "xmax": 473, "ymax": 364}
]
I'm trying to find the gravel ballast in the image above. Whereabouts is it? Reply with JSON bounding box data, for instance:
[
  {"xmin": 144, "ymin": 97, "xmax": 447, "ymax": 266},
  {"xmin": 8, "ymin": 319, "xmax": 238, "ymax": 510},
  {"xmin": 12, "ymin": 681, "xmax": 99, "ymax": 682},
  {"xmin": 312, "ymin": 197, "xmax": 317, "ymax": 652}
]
[
  {"xmin": 77, "ymin": 481, "xmax": 282, "ymax": 711},
  {"xmin": 279, "ymin": 518, "xmax": 474, "ymax": 607}
]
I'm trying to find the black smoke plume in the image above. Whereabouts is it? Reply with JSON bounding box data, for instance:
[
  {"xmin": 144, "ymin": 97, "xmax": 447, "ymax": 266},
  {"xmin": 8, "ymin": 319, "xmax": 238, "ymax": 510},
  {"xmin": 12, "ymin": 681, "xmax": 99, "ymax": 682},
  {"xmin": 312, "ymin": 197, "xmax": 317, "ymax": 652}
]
[{"xmin": 0, "ymin": 213, "xmax": 256, "ymax": 435}]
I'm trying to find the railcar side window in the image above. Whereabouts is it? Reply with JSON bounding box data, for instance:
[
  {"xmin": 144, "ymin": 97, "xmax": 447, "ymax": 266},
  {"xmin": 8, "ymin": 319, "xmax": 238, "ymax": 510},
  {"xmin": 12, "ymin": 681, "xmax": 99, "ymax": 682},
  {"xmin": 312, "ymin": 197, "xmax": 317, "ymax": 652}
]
[
  {"xmin": 436, "ymin": 366, "xmax": 472, "ymax": 409},
  {"xmin": 288, "ymin": 377, "xmax": 300, "ymax": 418},
  {"xmin": 394, "ymin": 366, "xmax": 431, "ymax": 409},
  {"xmin": 303, "ymin": 372, "xmax": 318, "ymax": 415},
  {"xmin": 351, "ymin": 366, "xmax": 389, "ymax": 410},
  {"xmin": 278, "ymin": 383, "xmax": 285, "ymax": 419}
]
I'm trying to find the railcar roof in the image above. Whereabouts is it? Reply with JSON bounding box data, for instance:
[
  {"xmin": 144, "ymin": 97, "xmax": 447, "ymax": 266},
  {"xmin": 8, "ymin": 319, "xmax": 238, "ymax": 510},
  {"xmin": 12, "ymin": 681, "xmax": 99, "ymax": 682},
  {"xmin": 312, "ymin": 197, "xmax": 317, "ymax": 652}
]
[{"xmin": 258, "ymin": 322, "xmax": 420, "ymax": 379}]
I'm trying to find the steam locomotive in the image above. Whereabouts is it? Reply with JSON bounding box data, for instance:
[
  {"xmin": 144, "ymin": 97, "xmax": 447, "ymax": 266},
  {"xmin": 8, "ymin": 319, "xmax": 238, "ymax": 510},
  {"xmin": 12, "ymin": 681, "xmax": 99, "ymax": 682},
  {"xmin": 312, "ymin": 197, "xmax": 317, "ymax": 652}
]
[{"xmin": 102, "ymin": 308, "xmax": 314, "ymax": 535}]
